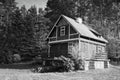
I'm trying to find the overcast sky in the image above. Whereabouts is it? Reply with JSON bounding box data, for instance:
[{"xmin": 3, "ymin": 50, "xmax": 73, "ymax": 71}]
[{"xmin": 16, "ymin": 0, "xmax": 48, "ymax": 9}]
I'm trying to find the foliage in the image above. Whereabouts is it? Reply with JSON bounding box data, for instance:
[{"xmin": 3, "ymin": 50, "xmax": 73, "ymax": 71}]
[
  {"xmin": 32, "ymin": 55, "xmax": 84, "ymax": 73},
  {"xmin": 0, "ymin": 1, "xmax": 50, "ymax": 64},
  {"xmin": 57, "ymin": 56, "xmax": 75, "ymax": 71},
  {"xmin": 68, "ymin": 42, "xmax": 84, "ymax": 70},
  {"xmin": 13, "ymin": 54, "xmax": 21, "ymax": 62},
  {"xmin": 45, "ymin": 0, "xmax": 77, "ymax": 26},
  {"xmin": 32, "ymin": 56, "xmax": 74, "ymax": 73},
  {"xmin": 32, "ymin": 67, "xmax": 43, "ymax": 73},
  {"xmin": 0, "ymin": 0, "xmax": 17, "ymax": 64}
]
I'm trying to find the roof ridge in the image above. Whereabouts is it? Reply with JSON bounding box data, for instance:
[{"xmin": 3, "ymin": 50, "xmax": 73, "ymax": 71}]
[{"xmin": 62, "ymin": 15, "xmax": 108, "ymax": 43}]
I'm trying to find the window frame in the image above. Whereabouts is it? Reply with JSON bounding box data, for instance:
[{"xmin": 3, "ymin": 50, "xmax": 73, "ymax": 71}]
[{"xmin": 60, "ymin": 26, "xmax": 65, "ymax": 36}]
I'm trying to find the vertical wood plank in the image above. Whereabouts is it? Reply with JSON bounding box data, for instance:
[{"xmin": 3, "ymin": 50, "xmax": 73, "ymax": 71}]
[
  {"xmin": 68, "ymin": 24, "xmax": 70, "ymax": 39},
  {"xmin": 56, "ymin": 26, "xmax": 58, "ymax": 40},
  {"xmin": 79, "ymin": 34, "xmax": 81, "ymax": 59},
  {"xmin": 48, "ymin": 44, "xmax": 50, "ymax": 57}
]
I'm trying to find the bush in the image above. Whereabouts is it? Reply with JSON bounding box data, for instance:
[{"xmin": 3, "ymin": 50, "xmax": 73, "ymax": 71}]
[
  {"xmin": 73, "ymin": 59, "xmax": 84, "ymax": 70},
  {"xmin": 68, "ymin": 43, "xmax": 85, "ymax": 70},
  {"xmin": 32, "ymin": 67, "xmax": 43, "ymax": 73},
  {"xmin": 31, "ymin": 55, "xmax": 84, "ymax": 73},
  {"xmin": 32, "ymin": 56, "xmax": 75, "ymax": 73},
  {"xmin": 21, "ymin": 54, "xmax": 33, "ymax": 62},
  {"xmin": 13, "ymin": 54, "xmax": 21, "ymax": 62},
  {"xmin": 59, "ymin": 55, "xmax": 84, "ymax": 71},
  {"xmin": 57, "ymin": 56, "xmax": 75, "ymax": 71},
  {"xmin": 32, "ymin": 55, "xmax": 43, "ymax": 65},
  {"xmin": 32, "ymin": 65, "xmax": 64, "ymax": 73}
]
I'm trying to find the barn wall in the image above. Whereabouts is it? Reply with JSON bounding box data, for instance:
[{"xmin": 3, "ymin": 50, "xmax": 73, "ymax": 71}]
[
  {"xmin": 48, "ymin": 17, "xmax": 79, "ymax": 43},
  {"xmin": 84, "ymin": 60, "xmax": 109, "ymax": 70},
  {"xmin": 56, "ymin": 18, "xmax": 69, "ymax": 40},
  {"xmin": 57, "ymin": 25, "xmax": 69, "ymax": 40},
  {"xmin": 49, "ymin": 37, "xmax": 56, "ymax": 42},
  {"xmin": 49, "ymin": 27, "xmax": 56, "ymax": 37},
  {"xmin": 70, "ymin": 25, "xmax": 77, "ymax": 34},
  {"xmin": 50, "ymin": 43, "xmax": 68, "ymax": 58},
  {"xmin": 68, "ymin": 40, "xmax": 81, "ymax": 59},
  {"xmin": 70, "ymin": 34, "xmax": 79, "ymax": 39},
  {"xmin": 80, "ymin": 38, "xmax": 107, "ymax": 60}
]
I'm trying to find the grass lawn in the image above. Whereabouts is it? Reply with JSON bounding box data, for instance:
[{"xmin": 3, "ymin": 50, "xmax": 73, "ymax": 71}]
[{"xmin": 0, "ymin": 63, "xmax": 119, "ymax": 80}]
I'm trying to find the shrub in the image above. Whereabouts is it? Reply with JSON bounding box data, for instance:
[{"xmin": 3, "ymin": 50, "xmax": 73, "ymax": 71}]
[
  {"xmin": 13, "ymin": 54, "xmax": 21, "ymax": 62},
  {"xmin": 32, "ymin": 55, "xmax": 84, "ymax": 73},
  {"xmin": 32, "ymin": 67, "xmax": 43, "ymax": 73},
  {"xmin": 21, "ymin": 54, "xmax": 33, "ymax": 62},
  {"xmin": 68, "ymin": 42, "xmax": 85, "ymax": 70},
  {"xmin": 73, "ymin": 59, "xmax": 84, "ymax": 70},
  {"xmin": 57, "ymin": 56, "xmax": 75, "ymax": 71},
  {"xmin": 32, "ymin": 55, "xmax": 43, "ymax": 65},
  {"xmin": 59, "ymin": 55, "xmax": 84, "ymax": 71}
]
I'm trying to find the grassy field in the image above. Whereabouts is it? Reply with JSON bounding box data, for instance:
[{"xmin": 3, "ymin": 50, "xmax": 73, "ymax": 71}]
[{"xmin": 0, "ymin": 64, "xmax": 120, "ymax": 80}]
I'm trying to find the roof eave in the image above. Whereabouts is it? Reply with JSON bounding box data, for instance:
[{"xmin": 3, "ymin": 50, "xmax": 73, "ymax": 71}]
[{"xmin": 47, "ymin": 15, "xmax": 63, "ymax": 39}]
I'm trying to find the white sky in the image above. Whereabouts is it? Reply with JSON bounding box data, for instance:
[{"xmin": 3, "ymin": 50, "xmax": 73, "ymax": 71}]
[{"xmin": 16, "ymin": 0, "xmax": 48, "ymax": 9}]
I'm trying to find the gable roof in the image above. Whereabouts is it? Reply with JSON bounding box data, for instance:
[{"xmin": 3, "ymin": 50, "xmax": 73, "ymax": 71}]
[
  {"xmin": 62, "ymin": 15, "xmax": 108, "ymax": 43},
  {"xmin": 48, "ymin": 15, "xmax": 108, "ymax": 43}
]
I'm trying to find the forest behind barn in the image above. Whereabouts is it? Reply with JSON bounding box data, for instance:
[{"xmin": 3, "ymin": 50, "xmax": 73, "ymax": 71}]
[{"xmin": 0, "ymin": 0, "xmax": 120, "ymax": 63}]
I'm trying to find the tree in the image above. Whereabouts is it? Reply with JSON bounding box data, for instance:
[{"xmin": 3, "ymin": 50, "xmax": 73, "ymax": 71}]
[
  {"xmin": 20, "ymin": 5, "xmax": 27, "ymax": 18},
  {"xmin": 0, "ymin": 1, "xmax": 51, "ymax": 63},
  {"xmin": 0, "ymin": 0, "xmax": 17, "ymax": 63},
  {"xmin": 18, "ymin": 5, "xmax": 39, "ymax": 57},
  {"xmin": 45, "ymin": 0, "xmax": 77, "ymax": 24},
  {"xmin": 34, "ymin": 8, "xmax": 50, "ymax": 57},
  {"xmin": 18, "ymin": 6, "xmax": 50, "ymax": 58}
]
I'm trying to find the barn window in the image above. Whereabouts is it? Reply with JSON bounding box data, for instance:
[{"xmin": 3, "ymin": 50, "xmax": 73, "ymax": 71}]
[
  {"xmin": 101, "ymin": 46, "xmax": 105, "ymax": 53},
  {"xmin": 97, "ymin": 45, "xmax": 102, "ymax": 54},
  {"xmin": 60, "ymin": 26, "xmax": 65, "ymax": 36}
]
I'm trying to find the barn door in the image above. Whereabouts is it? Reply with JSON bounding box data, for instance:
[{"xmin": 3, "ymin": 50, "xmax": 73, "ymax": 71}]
[
  {"xmin": 50, "ymin": 43, "xmax": 68, "ymax": 58},
  {"xmin": 59, "ymin": 43, "xmax": 68, "ymax": 57}
]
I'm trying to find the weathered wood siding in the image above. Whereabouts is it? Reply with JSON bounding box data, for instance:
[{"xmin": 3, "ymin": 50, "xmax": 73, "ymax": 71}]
[
  {"xmin": 70, "ymin": 34, "xmax": 79, "ymax": 39},
  {"xmin": 57, "ymin": 24, "xmax": 69, "ymax": 40},
  {"xmin": 48, "ymin": 17, "xmax": 79, "ymax": 42},
  {"xmin": 50, "ymin": 43, "xmax": 68, "ymax": 58},
  {"xmin": 56, "ymin": 18, "xmax": 69, "ymax": 40},
  {"xmin": 84, "ymin": 60, "xmax": 109, "ymax": 70},
  {"xmin": 80, "ymin": 38, "xmax": 107, "ymax": 60},
  {"xmin": 49, "ymin": 37, "xmax": 56, "ymax": 42},
  {"xmin": 49, "ymin": 27, "xmax": 56, "ymax": 37},
  {"xmin": 68, "ymin": 40, "xmax": 81, "ymax": 59},
  {"xmin": 70, "ymin": 25, "xmax": 77, "ymax": 34}
]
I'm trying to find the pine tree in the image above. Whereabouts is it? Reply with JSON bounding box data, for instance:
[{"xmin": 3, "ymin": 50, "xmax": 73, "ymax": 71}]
[
  {"xmin": 0, "ymin": 0, "xmax": 17, "ymax": 63},
  {"xmin": 45, "ymin": 0, "xmax": 77, "ymax": 24}
]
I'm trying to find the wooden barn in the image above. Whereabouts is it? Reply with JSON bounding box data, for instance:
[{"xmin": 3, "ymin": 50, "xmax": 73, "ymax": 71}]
[{"xmin": 47, "ymin": 15, "xmax": 109, "ymax": 70}]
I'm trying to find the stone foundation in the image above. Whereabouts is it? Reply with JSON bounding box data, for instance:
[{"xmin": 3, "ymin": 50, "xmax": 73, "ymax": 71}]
[{"xmin": 84, "ymin": 59, "xmax": 109, "ymax": 70}]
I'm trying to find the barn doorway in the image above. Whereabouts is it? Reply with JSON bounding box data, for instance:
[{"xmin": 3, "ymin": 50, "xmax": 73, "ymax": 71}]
[{"xmin": 50, "ymin": 43, "xmax": 68, "ymax": 58}]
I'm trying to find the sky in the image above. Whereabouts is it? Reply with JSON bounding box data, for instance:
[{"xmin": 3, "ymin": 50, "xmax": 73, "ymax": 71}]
[{"xmin": 16, "ymin": 0, "xmax": 48, "ymax": 9}]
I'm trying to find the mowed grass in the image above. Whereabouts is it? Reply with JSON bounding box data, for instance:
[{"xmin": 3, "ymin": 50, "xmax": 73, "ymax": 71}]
[{"xmin": 0, "ymin": 64, "xmax": 119, "ymax": 80}]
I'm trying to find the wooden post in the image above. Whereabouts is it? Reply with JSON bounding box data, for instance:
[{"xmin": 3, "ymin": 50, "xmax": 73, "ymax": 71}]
[
  {"xmin": 56, "ymin": 26, "xmax": 58, "ymax": 40},
  {"xmin": 48, "ymin": 44, "xmax": 50, "ymax": 58},
  {"xmin": 79, "ymin": 34, "xmax": 81, "ymax": 58},
  {"xmin": 68, "ymin": 24, "xmax": 70, "ymax": 39}
]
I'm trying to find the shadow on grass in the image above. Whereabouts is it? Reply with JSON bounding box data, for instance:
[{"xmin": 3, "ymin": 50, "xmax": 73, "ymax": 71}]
[
  {"xmin": 0, "ymin": 62, "xmax": 39, "ymax": 69},
  {"xmin": 110, "ymin": 61, "xmax": 120, "ymax": 66}
]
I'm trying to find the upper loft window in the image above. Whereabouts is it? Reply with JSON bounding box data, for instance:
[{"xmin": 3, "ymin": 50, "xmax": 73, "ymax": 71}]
[{"xmin": 60, "ymin": 26, "xmax": 65, "ymax": 36}]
